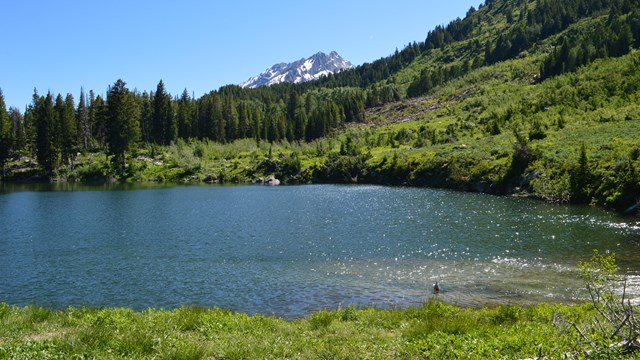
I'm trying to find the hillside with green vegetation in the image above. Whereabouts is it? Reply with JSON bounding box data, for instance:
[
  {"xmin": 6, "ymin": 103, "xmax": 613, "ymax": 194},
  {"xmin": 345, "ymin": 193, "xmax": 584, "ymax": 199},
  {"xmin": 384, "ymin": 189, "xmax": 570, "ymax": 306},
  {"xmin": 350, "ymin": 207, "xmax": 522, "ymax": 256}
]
[{"xmin": 1, "ymin": 0, "xmax": 639, "ymax": 213}]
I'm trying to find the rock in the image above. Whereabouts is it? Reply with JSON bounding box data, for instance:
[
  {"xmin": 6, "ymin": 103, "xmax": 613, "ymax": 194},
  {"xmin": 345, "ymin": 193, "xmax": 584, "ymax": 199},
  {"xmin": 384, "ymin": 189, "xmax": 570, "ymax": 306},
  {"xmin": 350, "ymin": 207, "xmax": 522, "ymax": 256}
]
[
  {"xmin": 264, "ymin": 176, "xmax": 280, "ymax": 186},
  {"xmin": 253, "ymin": 177, "xmax": 265, "ymax": 184},
  {"xmin": 203, "ymin": 174, "xmax": 217, "ymax": 184}
]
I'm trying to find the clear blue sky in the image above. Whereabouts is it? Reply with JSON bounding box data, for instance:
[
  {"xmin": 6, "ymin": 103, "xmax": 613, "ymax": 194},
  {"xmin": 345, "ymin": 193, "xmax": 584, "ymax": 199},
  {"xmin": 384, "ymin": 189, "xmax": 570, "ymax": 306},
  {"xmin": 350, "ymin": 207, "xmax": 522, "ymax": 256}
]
[{"xmin": 0, "ymin": 1, "xmax": 480, "ymax": 110}]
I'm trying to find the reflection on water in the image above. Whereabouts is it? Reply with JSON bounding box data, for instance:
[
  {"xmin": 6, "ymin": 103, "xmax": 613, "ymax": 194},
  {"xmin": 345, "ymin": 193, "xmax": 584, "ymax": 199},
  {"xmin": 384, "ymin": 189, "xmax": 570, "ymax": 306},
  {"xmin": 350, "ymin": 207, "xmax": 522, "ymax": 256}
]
[{"xmin": 0, "ymin": 183, "xmax": 639, "ymax": 318}]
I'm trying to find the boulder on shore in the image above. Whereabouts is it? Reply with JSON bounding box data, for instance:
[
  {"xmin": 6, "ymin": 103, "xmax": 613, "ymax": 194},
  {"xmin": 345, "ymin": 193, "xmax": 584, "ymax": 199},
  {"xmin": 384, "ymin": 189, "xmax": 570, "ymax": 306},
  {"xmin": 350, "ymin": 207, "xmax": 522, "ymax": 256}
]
[
  {"xmin": 264, "ymin": 176, "xmax": 280, "ymax": 186},
  {"xmin": 203, "ymin": 174, "xmax": 218, "ymax": 184}
]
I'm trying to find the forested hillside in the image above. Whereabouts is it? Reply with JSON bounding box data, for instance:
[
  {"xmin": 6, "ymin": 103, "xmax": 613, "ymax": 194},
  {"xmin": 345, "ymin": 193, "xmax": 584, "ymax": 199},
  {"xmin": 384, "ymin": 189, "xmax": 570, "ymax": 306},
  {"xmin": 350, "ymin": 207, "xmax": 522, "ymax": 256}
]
[{"xmin": 1, "ymin": 0, "xmax": 639, "ymax": 213}]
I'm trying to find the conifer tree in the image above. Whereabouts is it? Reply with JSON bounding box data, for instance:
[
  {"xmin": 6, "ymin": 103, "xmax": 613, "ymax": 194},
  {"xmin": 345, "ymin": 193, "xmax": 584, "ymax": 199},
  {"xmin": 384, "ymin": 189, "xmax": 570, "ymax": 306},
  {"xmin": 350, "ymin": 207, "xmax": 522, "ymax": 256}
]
[
  {"xmin": 106, "ymin": 79, "xmax": 140, "ymax": 171},
  {"xmin": 77, "ymin": 88, "xmax": 90, "ymax": 150},
  {"xmin": 35, "ymin": 92, "xmax": 59, "ymax": 173},
  {"xmin": 152, "ymin": 80, "xmax": 175, "ymax": 145},
  {"xmin": 8, "ymin": 107, "xmax": 25, "ymax": 152},
  {"xmin": 139, "ymin": 91, "xmax": 152, "ymax": 143},
  {"xmin": 92, "ymin": 95, "xmax": 108, "ymax": 151},
  {"xmin": 0, "ymin": 89, "xmax": 11, "ymax": 176},
  {"xmin": 177, "ymin": 89, "xmax": 192, "ymax": 139},
  {"xmin": 223, "ymin": 96, "xmax": 238, "ymax": 141},
  {"xmin": 61, "ymin": 94, "xmax": 77, "ymax": 164}
]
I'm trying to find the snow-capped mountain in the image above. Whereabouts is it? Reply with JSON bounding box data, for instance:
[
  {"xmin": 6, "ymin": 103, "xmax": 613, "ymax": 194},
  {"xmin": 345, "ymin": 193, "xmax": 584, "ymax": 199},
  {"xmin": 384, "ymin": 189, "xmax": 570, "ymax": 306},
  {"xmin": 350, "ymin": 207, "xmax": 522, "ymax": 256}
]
[{"xmin": 240, "ymin": 51, "xmax": 353, "ymax": 89}]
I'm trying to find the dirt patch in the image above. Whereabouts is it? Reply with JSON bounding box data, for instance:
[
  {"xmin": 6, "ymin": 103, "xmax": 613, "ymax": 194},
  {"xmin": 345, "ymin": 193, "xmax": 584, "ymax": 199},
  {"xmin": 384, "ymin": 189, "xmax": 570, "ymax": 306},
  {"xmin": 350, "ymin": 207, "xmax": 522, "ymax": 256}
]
[
  {"xmin": 22, "ymin": 330, "xmax": 68, "ymax": 342},
  {"xmin": 365, "ymin": 96, "xmax": 443, "ymax": 125}
]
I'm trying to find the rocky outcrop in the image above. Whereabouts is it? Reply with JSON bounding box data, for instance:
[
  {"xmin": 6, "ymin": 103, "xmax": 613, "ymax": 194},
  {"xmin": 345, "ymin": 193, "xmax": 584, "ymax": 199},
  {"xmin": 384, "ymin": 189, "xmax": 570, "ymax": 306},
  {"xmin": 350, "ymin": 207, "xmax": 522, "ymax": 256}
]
[{"xmin": 254, "ymin": 176, "xmax": 280, "ymax": 185}]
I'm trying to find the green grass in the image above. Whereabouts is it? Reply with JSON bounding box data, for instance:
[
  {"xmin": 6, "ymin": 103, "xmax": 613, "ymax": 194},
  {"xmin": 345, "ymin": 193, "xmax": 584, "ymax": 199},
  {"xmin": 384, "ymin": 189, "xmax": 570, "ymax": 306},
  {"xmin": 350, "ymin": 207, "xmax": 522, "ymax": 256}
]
[{"xmin": 0, "ymin": 301, "xmax": 630, "ymax": 359}]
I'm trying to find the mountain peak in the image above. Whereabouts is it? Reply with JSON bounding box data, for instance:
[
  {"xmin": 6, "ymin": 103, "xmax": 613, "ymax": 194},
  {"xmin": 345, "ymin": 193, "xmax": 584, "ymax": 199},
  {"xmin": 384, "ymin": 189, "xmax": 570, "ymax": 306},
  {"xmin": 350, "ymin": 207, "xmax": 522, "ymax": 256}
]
[{"xmin": 240, "ymin": 51, "xmax": 353, "ymax": 89}]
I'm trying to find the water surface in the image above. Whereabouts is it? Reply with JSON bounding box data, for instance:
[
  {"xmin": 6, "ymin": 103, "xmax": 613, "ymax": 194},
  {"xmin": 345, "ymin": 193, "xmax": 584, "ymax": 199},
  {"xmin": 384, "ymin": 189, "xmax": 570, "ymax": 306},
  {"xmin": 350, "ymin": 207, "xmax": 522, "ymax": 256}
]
[{"xmin": 1, "ymin": 183, "xmax": 639, "ymax": 317}]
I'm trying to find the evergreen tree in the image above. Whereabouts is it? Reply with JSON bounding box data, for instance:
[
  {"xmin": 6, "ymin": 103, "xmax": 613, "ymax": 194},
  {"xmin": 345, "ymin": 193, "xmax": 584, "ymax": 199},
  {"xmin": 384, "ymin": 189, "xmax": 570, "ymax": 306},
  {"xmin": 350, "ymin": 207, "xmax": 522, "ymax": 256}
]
[
  {"xmin": 35, "ymin": 91, "xmax": 59, "ymax": 173},
  {"xmin": 177, "ymin": 89, "xmax": 193, "ymax": 139},
  {"xmin": 92, "ymin": 95, "xmax": 108, "ymax": 151},
  {"xmin": 213, "ymin": 95, "xmax": 225, "ymax": 142},
  {"xmin": 52, "ymin": 94, "xmax": 65, "ymax": 165},
  {"xmin": 88, "ymin": 90, "xmax": 96, "ymax": 143},
  {"xmin": 252, "ymin": 103, "xmax": 264, "ymax": 144},
  {"xmin": 287, "ymin": 91, "xmax": 307, "ymax": 140},
  {"xmin": 197, "ymin": 95, "xmax": 213, "ymax": 140},
  {"xmin": 77, "ymin": 88, "xmax": 90, "ymax": 150},
  {"xmin": 8, "ymin": 107, "xmax": 25, "ymax": 152},
  {"xmin": 106, "ymin": 79, "xmax": 140, "ymax": 171},
  {"xmin": 60, "ymin": 94, "xmax": 77, "ymax": 165},
  {"xmin": 570, "ymin": 144, "xmax": 592, "ymax": 203},
  {"xmin": 223, "ymin": 95, "xmax": 238, "ymax": 141},
  {"xmin": 152, "ymin": 80, "xmax": 175, "ymax": 145},
  {"xmin": 139, "ymin": 91, "xmax": 152, "ymax": 143},
  {"xmin": 237, "ymin": 100, "xmax": 250, "ymax": 139},
  {"xmin": 0, "ymin": 89, "xmax": 11, "ymax": 176}
]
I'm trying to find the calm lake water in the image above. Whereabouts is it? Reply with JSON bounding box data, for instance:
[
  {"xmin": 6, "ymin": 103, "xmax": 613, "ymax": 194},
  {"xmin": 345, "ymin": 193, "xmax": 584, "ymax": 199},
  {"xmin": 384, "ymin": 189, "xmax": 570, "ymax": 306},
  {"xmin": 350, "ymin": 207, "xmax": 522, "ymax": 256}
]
[{"xmin": 1, "ymin": 183, "xmax": 639, "ymax": 318}]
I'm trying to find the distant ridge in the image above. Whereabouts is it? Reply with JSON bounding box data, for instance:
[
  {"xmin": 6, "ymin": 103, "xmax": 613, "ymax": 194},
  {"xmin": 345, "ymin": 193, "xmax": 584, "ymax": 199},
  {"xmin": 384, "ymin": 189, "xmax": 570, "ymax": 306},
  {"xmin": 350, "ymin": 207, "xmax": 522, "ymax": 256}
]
[{"xmin": 240, "ymin": 51, "xmax": 353, "ymax": 88}]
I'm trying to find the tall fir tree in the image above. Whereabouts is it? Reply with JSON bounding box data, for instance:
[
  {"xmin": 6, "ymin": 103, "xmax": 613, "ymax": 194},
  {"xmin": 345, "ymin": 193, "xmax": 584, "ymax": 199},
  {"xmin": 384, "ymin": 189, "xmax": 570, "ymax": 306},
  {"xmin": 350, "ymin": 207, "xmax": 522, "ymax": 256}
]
[
  {"xmin": 92, "ymin": 95, "xmax": 108, "ymax": 152},
  {"xmin": 60, "ymin": 94, "xmax": 77, "ymax": 165},
  {"xmin": 0, "ymin": 89, "xmax": 11, "ymax": 176},
  {"xmin": 177, "ymin": 89, "xmax": 193, "ymax": 139},
  {"xmin": 77, "ymin": 88, "xmax": 90, "ymax": 150},
  {"xmin": 106, "ymin": 79, "xmax": 140, "ymax": 171},
  {"xmin": 223, "ymin": 96, "xmax": 238, "ymax": 141},
  {"xmin": 35, "ymin": 91, "xmax": 59, "ymax": 174},
  {"xmin": 152, "ymin": 80, "xmax": 175, "ymax": 145},
  {"xmin": 8, "ymin": 107, "xmax": 25, "ymax": 152},
  {"xmin": 139, "ymin": 91, "xmax": 152, "ymax": 143}
]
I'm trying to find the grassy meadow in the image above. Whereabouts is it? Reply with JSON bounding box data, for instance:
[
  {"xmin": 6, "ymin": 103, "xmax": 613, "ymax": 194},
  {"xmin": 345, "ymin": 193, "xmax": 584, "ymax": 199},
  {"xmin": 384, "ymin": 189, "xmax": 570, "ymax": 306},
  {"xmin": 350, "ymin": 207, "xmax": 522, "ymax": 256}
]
[{"xmin": 0, "ymin": 301, "xmax": 618, "ymax": 359}]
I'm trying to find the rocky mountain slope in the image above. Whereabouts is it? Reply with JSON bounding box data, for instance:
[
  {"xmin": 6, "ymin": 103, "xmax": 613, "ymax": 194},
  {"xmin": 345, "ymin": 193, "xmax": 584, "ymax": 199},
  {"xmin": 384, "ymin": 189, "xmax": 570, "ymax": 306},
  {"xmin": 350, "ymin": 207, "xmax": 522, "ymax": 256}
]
[{"xmin": 240, "ymin": 51, "xmax": 353, "ymax": 88}]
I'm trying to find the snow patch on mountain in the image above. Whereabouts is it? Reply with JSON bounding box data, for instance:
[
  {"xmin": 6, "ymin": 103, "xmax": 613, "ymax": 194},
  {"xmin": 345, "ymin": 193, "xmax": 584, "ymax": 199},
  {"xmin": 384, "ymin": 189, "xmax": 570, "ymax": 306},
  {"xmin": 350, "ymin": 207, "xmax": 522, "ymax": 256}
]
[{"xmin": 240, "ymin": 51, "xmax": 353, "ymax": 89}]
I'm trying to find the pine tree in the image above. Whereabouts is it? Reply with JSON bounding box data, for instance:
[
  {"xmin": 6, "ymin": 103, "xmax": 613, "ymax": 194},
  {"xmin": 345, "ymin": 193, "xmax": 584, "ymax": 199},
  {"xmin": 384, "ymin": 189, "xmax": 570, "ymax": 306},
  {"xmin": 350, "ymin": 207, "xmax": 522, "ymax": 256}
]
[
  {"xmin": 106, "ymin": 79, "xmax": 140, "ymax": 172},
  {"xmin": 287, "ymin": 91, "xmax": 307, "ymax": 140},
  {"xmin": 223, "ymin": 95, "xmax": 238, "ymax": 141},
  {"xmin": 237, "ymin": 100, "xmax": 250, "ymax": 139},
  {"xmin": 152, "ymin": 80, "xmax": 175, "ymax": 145},
  {"xmin": 570, "ymin": 144, "xmax": 592, "ymax": 203},
  {"xmin": 177, "ymin": 89, "xmax": 192, "ymax": 139},
  {"xmin": 53, "ymin": 94, "xmax": 65, "ymax": 166},
  {"xmin": 88, "ymin": 90, "xmax": 96, "ymax": 142},
  {"xmin": 139, "ymin": 91, "xmax": 152, "ymax": 143},
  {"xmin": 35, "ymin": 92, "xmax": 59, "ymax": 173},
  {"xmin": 77, "ymin": 88, "xmax": 90, "ymax": 150},
  {"xmin": 213, "ymin": 95, "xmax": 225, "ymax": 143},
  {"xmin": 61, "ymin": 94, "xmax": 77, "ymax": 165},
  {"xmin": 0, "ymin": 89, "xmax": 11, "ymax": 176},
  {"xmin": 8, "ymin": 107, "xmax": 25, "ymax": 152},
  {"xmin": 92, "ymin": 95, "xmax": 108, "ymax": 151}
]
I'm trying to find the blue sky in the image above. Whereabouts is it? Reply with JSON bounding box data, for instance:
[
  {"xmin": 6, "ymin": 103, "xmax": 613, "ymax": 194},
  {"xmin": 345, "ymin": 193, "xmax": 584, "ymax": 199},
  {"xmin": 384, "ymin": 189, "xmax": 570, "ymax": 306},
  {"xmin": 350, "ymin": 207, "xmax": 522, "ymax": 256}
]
[{"xmin": 0, "ymin": 1, "xmax": 480, "ymax": 109}]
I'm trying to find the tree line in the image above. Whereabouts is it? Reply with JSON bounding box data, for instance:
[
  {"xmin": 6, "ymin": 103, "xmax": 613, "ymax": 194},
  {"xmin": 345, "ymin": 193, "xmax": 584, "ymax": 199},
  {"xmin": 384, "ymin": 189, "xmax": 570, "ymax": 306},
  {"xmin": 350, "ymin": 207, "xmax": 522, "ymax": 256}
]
[
  {"xmin": 1, "ymin": 0, "xmax": 638, "ymax": 175},
  {"xmin": 0, "ymin": 80, "xmax": 383, "ymax": 173},
  {"xmin": 407, "ymin": 0, "xmax": 640, "ymax": 97},
  {"xmin": 541, "ymin": 3, "xmax": 640, "ymax": 78}
]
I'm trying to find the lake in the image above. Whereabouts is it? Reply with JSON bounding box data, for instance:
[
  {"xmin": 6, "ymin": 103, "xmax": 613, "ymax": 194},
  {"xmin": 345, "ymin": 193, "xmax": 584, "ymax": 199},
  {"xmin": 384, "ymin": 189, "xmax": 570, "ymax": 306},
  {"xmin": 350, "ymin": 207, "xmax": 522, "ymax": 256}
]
[{"xmin": 1, "ymin": 183, "xmax": 639, "ymax": 318}]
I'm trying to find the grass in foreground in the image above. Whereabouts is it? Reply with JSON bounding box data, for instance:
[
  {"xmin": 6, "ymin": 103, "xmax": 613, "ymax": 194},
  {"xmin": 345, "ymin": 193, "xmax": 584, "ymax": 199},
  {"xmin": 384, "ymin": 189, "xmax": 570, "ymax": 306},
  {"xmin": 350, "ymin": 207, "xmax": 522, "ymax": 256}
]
[{"xmin": 0, "ymin": 300, "xmax": 635, "ymax": 359}]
